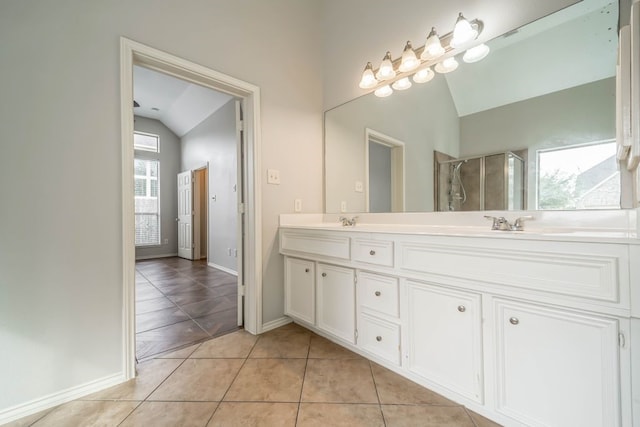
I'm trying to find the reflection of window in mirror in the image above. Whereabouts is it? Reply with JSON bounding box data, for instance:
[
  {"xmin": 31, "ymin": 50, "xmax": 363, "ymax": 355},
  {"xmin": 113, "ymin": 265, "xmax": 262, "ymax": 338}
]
[{"xmin": 536, "ymin": 140, "xmax": 619, "ymax": 210}]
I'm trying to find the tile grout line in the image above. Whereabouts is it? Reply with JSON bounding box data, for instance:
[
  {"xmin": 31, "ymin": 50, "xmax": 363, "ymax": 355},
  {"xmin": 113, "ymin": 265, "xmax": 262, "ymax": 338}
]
[
  {"xmin": 294, "ymin": 332, "xmax": 312, "ymax": 426},
  {"xmin": 204, "ymin": 329, "xmax": 263, "ymax": 424},
  {"xmin": 367, "ymin": 360, "xmax": 388, "ymax": 427}
]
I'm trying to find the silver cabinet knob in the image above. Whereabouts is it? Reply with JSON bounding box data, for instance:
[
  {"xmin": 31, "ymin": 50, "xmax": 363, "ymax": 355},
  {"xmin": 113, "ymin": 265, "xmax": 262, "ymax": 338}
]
[
  {"xmin": 376, "ymin": 336, "xmax": 382, "ymax": 342},
  {"xmin": 375, "ymin": 291, "xmax": 381, "ymax": 297},
  {"xmin": 509, "ymin": 317, "xmax": 519, "ymax": 325},
  {"xmin": 304, "ymin": 268, "xmax": 310, "ymax": 273},
  {"xmin": 321, "ymin": 273, "xmax": 327, "ymax": 277},
  {"xmin": 369, "ymin": 250, "xmax": 376, "ymax": 256},
  {"xmin": 457, "ymin": 305, "xmax": 466, "ymax": 313}
]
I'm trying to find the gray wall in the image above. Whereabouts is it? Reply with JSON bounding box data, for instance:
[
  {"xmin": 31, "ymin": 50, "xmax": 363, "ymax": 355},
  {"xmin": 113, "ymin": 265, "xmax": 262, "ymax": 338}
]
[
  {"xmin": 181, "ymin": 100, "xmax": 238, "ymax": 273},
  {"xmin": 134, "ymin": 117, "xmax": 180, "ymax": 259},
  {"xmin": 325, "ymin": 73, "xmax": 460, "ymax": 213},
  {"xmin": 0, "ymin": 0, "xmax": 323, "ymax": 416}
]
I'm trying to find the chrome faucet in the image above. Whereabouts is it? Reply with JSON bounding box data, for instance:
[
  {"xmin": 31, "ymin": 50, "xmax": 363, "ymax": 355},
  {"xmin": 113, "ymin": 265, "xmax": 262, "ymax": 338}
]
[
  {"xmin": 339, "ymin": 216, "xmax": 358, "ymax": 226},
  {"xmin": 484, "ymin": 215, "xmax": 533, "ymax": 231}
]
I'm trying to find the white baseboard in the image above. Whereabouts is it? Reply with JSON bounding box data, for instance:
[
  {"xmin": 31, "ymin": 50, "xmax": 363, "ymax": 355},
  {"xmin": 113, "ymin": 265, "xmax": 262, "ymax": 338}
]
[
  {"xmin": 207, "ymin": 262, "xmax": 238, "ymax": 276},
  {"xmin": 0, "ymin": 372, "xmax": 125, "ymax": 425},
  {"xmin": 135, "ymin": 252, "xmax": 178, "ymax": 260},
  {"xmin": 261, "ymin": 316, "xmax": 292, "ymax": 333}
]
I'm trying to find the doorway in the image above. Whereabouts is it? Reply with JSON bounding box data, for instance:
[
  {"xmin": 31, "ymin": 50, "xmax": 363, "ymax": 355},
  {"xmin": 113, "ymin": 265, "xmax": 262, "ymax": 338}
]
[
  {"xmin": 121, "ymin": 38, "xmax": 262, "ymax": 378},
  {"xmin": 365, "ymin": 128, "xmax": 406, "ymax": 212}
]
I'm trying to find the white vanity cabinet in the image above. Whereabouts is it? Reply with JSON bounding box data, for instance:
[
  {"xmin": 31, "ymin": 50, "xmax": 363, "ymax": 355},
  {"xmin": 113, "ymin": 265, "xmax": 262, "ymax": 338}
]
[
  {"xmin": 284, "ymin": 257, "xmax": 315, "ymax": 325},
  {"xmin": 405, "ymin": 280, "xmax": 484, "ymax": 404},
  {"xmin": 317, "ymin": 263, "xmax": 356, "ymax": 344},
  {"xmin": 494, "ymin": 298, "xmax": 621, "ymax": 427},
  {"xmin": 279, "ymin": 223, "xmax": 635, "ymax": 427}
]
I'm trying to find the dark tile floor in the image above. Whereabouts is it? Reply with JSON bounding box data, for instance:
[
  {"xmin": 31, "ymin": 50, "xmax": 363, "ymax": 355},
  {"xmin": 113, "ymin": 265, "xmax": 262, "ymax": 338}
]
[{"xmin": 135, "ymin": 257, "xmax": 239, "ymax": 361}]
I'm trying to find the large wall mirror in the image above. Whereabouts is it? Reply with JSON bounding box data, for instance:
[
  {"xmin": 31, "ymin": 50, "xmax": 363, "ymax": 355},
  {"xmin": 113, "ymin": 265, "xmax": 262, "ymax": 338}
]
[{"xmin": 325, "ymin": 0, "xmax": 626, "ymax": 213}]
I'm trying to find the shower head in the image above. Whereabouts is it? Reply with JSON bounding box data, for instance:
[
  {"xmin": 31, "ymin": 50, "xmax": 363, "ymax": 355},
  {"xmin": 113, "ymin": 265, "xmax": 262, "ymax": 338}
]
[{"xmin": 453, "ymin": 160, "xmax": 467, "ymax": 171}]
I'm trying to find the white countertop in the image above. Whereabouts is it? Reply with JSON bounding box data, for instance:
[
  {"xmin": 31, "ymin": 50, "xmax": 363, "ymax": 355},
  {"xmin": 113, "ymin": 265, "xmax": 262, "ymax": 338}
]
[{"xmin": 279, "ymin": 211, "xmax": 640, "ymax": 244}]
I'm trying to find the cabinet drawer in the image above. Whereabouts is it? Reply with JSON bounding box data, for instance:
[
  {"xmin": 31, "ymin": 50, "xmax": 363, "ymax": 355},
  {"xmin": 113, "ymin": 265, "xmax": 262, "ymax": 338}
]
[
  {"xmin": 358, "ymin": 272, "xmax": 399, "ymax": 318},
  {"xmin": 358, "ymin": 313, "xmax": 401, "ymax": 365},
  {"xmin": 399, "ymin": 239, "xmax": 626, "ymax": 304},
  {"xmin": 352, "ymin": 238, "xmax": 394, "ymax": 266},
  {"xmin": 281, "ymin": 229, "xmax": 350, "ymax": 259}
]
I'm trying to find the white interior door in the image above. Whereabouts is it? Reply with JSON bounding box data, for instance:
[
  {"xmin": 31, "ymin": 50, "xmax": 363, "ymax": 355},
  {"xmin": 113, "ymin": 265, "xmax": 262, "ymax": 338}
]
[{"xmin": 177, "ymin": 170, "xmax": 194, "ymax": 260}]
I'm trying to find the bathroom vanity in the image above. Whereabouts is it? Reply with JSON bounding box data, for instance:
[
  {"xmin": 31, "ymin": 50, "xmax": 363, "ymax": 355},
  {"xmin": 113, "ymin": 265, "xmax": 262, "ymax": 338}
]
[{"xmin": 279, "ymin": 211, "xmax": 640, "ymax": 427}]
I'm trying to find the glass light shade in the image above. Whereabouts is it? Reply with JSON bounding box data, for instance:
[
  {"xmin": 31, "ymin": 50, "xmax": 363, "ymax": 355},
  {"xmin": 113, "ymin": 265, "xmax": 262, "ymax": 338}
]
[
  {"xmin": 392, "ymin": 77, "xmax": 412, "ymax": 91},
  {"xmin": 412, "ymin": 67, "xmax": 434, "ymax": 83},
  {"xmin": 463, "ymin": 43, "xmax": 490, "ymax": 63},
  {"xmin": 434, "ymin": 57, "xmax": 459, "ymax": 73},
  {"xmin": 374, "ymin": 85, "xmax": 393, "ymax": 97},
  {"xmin": 421, "ymin": 27, "xmax": 445, "ymax": 60},
  {"xmin": 376, "ymin": 52, "xmax": 396, "ymax": 80},
  {"xmin": 398, "ymin": 41, "xmax": 420, "ymax": 72},
  {"xmin": 358, "ymin": 62, "xmax": 378, "ymax": 89},
  {"xmin": 450, "ymin": 13, "xmax": 478, "ymax": 48}
]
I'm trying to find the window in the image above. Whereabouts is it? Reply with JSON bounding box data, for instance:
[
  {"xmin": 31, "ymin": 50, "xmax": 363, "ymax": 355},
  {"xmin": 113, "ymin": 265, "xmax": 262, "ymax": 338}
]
[
  {"xmin": 134, "ymin": 132, "xmax": 159, "ymax": 153},
  {"xmin": 537, "ymin": 140, "xmax": 620, "ymax": 210},
  {"xmin": 134, "ymin": 132, "xmax": 161, "ymax": 246}
]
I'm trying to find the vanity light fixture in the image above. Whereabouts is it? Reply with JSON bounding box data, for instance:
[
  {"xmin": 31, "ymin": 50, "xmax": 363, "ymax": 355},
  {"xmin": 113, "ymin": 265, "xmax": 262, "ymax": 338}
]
[
  {"xmin": 358, "ymin": 62, "xmax": 377, "ymax": 89},
  {"xmin": 435, "ymin": 57, "xmax": 459, "ymax": 73},
  {"xmin": 392, "ymin": 77, "xmax": 412, "ymax": 90},
  {"xmin": 374, "ymin": 85, "xmax": 393, "ymax": 97},
  {"xmin": 376, "ymin": 52, "xmax": 396, "ymax": 80},
  {"xmin": 413, "ymin": 67, "xmax": 435, "ymax": 83},
  {"xmin": 451, "ymin": 13, "xmax": 478, "ymax": 47},
  {"xmin": 399, "ymin": 41, "xmax": 420, "ymax": 72},
  {"xmin": 463, "ymin": 43, "xmax": 490, "ymax": 63},
  {"xmin": 421, "ymin": 28, "xmax": 445, "ymax": 60},
  {"xmin": 359, "ymin": 12, "xmax": 486, "ymax": 97}
]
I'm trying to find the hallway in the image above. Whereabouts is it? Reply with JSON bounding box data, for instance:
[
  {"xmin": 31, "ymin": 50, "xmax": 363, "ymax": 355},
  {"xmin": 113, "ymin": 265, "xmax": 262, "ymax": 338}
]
[{"xmin": 135, "ymin": 257, "xmax": 239, "ymax": 360}]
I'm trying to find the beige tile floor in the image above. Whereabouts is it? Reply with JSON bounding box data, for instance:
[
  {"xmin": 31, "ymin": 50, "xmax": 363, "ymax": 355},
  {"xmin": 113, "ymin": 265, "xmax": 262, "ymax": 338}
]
[{"xmin": 4, "ymin": 323, "xmax": 502, "ymax": 427}]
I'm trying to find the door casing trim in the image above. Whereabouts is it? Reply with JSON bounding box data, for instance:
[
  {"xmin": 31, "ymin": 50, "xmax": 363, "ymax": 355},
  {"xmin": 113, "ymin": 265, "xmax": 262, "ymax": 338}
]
[{"xmin": 120, "ymin": 37, "xmax": 262, "ymax": 379}]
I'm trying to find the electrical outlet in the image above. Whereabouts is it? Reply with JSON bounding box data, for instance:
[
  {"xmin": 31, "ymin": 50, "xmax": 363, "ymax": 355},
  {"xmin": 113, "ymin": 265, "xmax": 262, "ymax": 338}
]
[
  {"xmin": 267, "ymin": 169, "xmax": 281, "ymax": 184},
  {"xmin": 355, "ymin": 181, "xmax": 363, "ymax": 192},
  {"xmin": 227, "ymin": 248, "xmax": 232, "ymax": 256},
  {"xmin": 340, "ymin": 201, "xmax": 347, "ymax": 212},
  {"xmin": 234, "ymin": 249, "xmax": 238, "ymax": 257},
  {"xmin": 294, "ymin": 198, "xmax": 302, "ymax": 212}
]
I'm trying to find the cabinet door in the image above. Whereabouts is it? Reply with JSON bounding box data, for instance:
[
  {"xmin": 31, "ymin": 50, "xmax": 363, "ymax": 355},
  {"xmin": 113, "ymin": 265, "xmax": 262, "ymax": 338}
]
[
  {"xmin": 406, "ymin": 281, "xmax": 483, "ymax": 403},
  {"xmin": 317, "ymin": 263, "xmax": 355, "ymax": 344},
  {"xmin": 495, "ymin": 299, "xmax": 620, "ymax": 427},
  {"xmin": 284, "ymin": 257, "xmax": 315, "ymax": 324}
]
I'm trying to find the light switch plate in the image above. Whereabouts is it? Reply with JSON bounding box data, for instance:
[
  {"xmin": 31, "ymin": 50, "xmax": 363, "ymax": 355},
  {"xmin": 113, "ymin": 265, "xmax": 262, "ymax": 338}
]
[
  {"xmin": 267, "ymin": 169, "xmax": 281, "ymax": 184},
  {"xmin": 294, "ymin": 199, "xmax": 302, "ymax": 212}
]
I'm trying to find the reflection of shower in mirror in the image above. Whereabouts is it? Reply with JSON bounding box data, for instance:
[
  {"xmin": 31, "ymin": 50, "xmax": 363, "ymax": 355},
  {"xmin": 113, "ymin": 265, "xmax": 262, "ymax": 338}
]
[
  {"xmin": 435, "ymin": 150, "xmax": 526, "ymax": 212},
  {"xmin": 449, "ymin": 160, "xmax": 467, "ymax": 211}
]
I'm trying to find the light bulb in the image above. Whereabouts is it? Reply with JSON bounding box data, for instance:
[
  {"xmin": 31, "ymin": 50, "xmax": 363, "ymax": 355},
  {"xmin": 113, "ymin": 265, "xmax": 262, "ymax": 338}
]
[
  {"xmin": 358, "ymin": 62, "xmax": 378, "ymax": 89},
  {"xmin": 434, "ymin": 57, "xmax": 459, "ymax": 74},
  {"xmin": 392, "ymin": 77, "xmax": 412, "ymax": 91},
  {"xmin": 374, "ymin": 85, "xmax": 393, "ymax": 97},
  {"xmin": 463, "ymin": 43, "xmax": 490, "ymax": 63},
  {"xmin": 376, "ymin": 52, "xmax": 396, "ymax": 81},
  {"xmin": 421, "ymin": 27, "xmax": 445, "ymax": 60},
  {"xmin": 398, "ymin": 41, "xmax": 420, "ymax": 72},
  {"xmin": 413, "ymin": 67, "xmax": 434, "ymax": 83},
  {"xmin": 451, "ymin": 13, "xmax": 478, "ymax": 48}
]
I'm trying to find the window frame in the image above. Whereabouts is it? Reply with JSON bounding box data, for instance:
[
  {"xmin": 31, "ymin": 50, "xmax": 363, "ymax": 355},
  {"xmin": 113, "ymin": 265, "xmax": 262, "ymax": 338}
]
[{"xmin": 134, "ymin": 131, "xmax": 161, "ymax": 247}]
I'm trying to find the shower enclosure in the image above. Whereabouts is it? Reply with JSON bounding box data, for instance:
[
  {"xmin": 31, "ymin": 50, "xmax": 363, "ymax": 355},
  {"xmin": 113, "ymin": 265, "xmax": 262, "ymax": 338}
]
[{"xmin": 435, "ymin": 151, "xmax": 525, "ymax": 211}]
